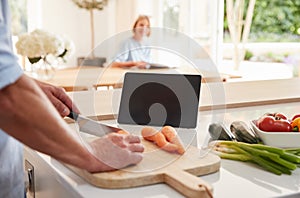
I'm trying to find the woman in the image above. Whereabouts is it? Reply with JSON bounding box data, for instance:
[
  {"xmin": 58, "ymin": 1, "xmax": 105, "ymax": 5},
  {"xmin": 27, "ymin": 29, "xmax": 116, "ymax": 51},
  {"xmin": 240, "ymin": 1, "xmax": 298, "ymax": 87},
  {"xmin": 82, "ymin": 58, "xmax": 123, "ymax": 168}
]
[{"xmin": 111, "ymin": 15, "xmax": 151, "ymax": 68}]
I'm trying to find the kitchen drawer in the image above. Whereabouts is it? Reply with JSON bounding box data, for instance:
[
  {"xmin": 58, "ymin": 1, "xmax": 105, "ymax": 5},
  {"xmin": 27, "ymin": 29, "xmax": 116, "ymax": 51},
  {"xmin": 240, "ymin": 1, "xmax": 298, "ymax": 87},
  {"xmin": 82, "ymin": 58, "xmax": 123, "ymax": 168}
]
[{"xmin": 24, "ymin": 147, "xmax": 82, "ymax": 198}]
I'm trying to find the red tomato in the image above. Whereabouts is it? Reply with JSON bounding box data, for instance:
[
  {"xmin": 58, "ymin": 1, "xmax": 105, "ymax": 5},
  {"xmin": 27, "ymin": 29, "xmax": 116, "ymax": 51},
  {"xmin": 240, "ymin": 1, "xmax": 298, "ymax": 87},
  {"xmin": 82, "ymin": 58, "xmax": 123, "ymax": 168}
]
[
  {"xmin": 257, "ymin": 116, "xmax": 292, "ymax": 132},
  {"xmin": 292, "ymin": 114, "xmax": 300, "ymax": 121},
  {"xmin": 274, "ymin": 112, "xmax": 288, "ymax": 120},
  {"xmin": 262, "ymin": 112, "xmax": 288, "ymax": 120}
]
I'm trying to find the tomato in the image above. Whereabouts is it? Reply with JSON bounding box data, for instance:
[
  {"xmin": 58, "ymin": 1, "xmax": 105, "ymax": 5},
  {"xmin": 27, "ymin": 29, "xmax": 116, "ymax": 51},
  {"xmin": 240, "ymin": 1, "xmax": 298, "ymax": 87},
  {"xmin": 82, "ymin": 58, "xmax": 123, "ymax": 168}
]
[
  {"xmin": 262, "ymin": 112, "xmax": 288, "ymax": 120},
  {"xmin": 292, "ymin": 114, "xmax": 300, "ymax": 121},
  {"xmin": 257, "ymin": 116, "xmax": 292, "ymax": 132},
  {"xmin": 274, "ymin": 112, "xmax": 288, "ymax": 120}
]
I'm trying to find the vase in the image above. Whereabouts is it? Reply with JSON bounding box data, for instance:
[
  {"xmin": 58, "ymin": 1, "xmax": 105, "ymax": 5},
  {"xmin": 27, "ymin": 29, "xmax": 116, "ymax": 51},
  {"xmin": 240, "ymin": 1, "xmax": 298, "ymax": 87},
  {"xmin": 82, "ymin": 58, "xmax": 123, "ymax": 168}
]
[{"xmin": 31, "ymin": 59, "xmax": 56, "ymax": 80}]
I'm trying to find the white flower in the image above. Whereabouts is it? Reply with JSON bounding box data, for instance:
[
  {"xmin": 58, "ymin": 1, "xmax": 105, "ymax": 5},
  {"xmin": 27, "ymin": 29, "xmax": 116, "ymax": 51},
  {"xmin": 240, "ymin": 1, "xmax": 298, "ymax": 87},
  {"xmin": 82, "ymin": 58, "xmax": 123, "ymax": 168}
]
[
  {"xmin": 57, "ymin": 36, "xmax": 75, "ymax": 63},
  {"xmin": 15, "ymin": 29, "xmax": 74, "ymax": 64}
]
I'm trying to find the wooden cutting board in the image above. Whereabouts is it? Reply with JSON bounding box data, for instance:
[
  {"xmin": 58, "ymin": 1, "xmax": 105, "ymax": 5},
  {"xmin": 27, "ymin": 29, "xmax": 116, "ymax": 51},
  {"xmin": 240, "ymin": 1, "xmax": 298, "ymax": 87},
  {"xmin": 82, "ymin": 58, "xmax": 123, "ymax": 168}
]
[{"xmin": 66, "ymin": 139, "xmax": 220, "ymax": 198}]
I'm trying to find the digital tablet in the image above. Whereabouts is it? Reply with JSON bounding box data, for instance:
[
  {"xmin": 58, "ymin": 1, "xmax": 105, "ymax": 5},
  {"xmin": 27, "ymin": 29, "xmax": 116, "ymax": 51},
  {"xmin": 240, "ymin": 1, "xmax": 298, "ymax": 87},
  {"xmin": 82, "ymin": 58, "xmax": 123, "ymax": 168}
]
[{"xmin": 117, "ymin": 72, "xmax": 201, "ymax": 128}]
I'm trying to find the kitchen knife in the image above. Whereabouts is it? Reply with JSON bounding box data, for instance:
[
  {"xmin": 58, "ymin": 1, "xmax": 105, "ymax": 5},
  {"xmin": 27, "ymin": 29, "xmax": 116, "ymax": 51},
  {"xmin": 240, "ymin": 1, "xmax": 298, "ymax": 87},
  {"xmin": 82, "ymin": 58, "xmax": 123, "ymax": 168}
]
[{"xmin": 67, "ymin": 111, "xmax": 121, "ymax": 137}]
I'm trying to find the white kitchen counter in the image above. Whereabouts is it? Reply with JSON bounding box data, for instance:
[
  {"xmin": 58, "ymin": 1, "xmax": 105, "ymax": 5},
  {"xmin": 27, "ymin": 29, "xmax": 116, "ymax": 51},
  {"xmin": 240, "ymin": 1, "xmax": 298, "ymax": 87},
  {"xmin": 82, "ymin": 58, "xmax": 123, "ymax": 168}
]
[{"xmin": 25, "ymin": 101, "xmax": 300, "ymax": 198}]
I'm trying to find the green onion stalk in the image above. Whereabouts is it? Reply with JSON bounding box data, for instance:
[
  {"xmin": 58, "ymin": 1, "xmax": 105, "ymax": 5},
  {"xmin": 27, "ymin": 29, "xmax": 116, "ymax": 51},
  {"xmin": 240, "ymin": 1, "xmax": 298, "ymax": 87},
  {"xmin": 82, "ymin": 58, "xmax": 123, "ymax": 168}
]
[{"xmin": 209, "ymin": 141, "xmax": 300, "ymax": 175}]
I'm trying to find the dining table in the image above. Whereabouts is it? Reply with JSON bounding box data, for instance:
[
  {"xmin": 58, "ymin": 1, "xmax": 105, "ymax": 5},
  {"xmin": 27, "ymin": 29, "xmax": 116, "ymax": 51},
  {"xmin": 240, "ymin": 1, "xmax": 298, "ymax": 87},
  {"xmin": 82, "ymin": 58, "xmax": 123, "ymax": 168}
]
[{"xmin": 39, "ymin": 65, "xmax": 240, "ymax": 91}]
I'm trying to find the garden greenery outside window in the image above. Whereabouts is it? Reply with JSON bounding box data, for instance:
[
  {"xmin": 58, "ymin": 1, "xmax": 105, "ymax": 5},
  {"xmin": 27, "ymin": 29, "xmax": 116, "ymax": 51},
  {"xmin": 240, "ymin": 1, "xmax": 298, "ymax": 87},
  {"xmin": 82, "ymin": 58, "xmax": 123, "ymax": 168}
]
[{"xmin": 223, "ymin": 0, "xmax": 300, "ymax": 68}]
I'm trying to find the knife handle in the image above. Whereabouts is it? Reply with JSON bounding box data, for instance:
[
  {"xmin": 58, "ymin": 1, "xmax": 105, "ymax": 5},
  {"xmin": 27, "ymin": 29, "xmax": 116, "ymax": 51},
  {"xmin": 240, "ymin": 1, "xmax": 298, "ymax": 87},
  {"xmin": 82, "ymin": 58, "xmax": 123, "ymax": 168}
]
[{"xmin": 67, "ymin": 111, "xmax": 79, "ymax": 121}]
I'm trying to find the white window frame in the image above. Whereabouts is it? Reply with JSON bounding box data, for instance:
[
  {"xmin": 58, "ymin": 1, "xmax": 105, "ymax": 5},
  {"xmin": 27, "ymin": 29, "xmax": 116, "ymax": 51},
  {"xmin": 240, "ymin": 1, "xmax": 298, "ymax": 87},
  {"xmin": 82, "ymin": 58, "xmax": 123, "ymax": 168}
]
[
  {"xmin": 27, "ymin": 0, "xmax": 42, "ymax": 31},
  {"xmin": 154, "ymin": 0, "xmax": 224, "ymax": 67}
]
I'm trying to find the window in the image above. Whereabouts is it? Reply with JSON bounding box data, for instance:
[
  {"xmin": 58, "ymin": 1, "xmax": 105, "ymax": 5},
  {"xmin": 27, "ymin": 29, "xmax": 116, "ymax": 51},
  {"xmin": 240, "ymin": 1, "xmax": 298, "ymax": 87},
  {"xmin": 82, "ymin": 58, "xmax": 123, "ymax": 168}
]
[
  {"xmin": 9, "ymin": 0, "xmax": 41, "ymax": 70},
  {"xmin": 161, "ymin": 0, "xmax": 223, "ymax": 66},
  {"xmin": 9, "ymin": 0, "xmax": 28, "ymax": 35},
  {"xmin": 162, "ymin": 0, "xmax": 180, "ymax": 30},
  {"xmin": 117, "ymin": 0, "xmax": 223, "ymax": 66}
]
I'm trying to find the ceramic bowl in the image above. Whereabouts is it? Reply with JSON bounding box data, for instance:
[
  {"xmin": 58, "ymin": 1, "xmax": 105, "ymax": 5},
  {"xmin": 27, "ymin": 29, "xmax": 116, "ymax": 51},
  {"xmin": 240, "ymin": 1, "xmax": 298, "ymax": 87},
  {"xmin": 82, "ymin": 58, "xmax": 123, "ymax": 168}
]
[{"xmin": 250, "ymin": 120, "xmax": 300, "ymax": 148}]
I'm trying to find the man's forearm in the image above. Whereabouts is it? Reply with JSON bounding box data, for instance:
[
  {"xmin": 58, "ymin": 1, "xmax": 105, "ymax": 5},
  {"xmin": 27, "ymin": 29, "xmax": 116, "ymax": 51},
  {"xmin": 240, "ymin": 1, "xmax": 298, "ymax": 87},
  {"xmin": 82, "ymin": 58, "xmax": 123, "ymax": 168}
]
[
  {"xmin": 111, "ymin": 61, "xmax": 134, "ymax": 68},
  {"xmin": 0, "ymin": 75, "xmax": 100, "ymax": 171}
]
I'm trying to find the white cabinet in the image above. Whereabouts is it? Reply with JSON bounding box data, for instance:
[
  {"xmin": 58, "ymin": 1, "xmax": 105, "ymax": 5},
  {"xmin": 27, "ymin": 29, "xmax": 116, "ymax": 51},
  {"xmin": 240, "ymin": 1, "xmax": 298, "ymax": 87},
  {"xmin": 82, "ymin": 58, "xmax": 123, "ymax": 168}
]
[{"xmin": 24, "ymin": 147, "xmax": 82, "ymax": 198}]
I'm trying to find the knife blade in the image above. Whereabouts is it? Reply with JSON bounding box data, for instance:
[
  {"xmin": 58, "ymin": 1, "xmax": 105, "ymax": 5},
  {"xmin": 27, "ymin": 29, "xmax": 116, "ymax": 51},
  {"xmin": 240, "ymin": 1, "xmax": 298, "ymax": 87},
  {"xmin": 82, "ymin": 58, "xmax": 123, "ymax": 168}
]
[{"xmin": 67, "ymin": 111, "xmax": 121, "ymax": 137}]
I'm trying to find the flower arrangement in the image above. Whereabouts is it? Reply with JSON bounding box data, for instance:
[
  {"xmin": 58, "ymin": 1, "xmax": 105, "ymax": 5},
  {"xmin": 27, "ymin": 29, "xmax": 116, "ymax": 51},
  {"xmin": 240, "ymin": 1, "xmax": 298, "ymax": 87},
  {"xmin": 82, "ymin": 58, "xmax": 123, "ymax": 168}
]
[{"xmin": 15, "ymin": 29, "xmax": 75, "ymax": 64}]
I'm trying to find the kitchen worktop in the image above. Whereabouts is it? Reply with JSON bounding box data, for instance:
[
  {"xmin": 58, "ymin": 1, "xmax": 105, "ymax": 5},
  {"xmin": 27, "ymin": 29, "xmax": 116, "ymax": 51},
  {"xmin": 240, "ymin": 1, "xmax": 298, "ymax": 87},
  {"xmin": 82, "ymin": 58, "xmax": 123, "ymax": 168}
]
[
  {"xmin": 24, "ymin": 78, "xmax": 300, "ymax": 198},
  {"xmin": 25, "ymin": 101, "xmax": 300, "ymax": 198}
]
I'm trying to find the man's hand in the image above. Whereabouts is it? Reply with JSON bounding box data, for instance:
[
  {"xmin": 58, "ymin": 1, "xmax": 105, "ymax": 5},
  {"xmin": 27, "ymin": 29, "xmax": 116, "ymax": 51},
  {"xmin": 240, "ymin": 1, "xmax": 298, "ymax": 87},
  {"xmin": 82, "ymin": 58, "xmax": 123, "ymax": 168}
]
[
  {"xmin": 133, "ymin": 61, "xmax": 148, "ymax": 69},
  {"xmin": 35, "ymin": 80, "xmax": 80, "ymax": 117},
  {"xmin": 88, "ymin": 133, "xmax": 144, "ymax": 172}
]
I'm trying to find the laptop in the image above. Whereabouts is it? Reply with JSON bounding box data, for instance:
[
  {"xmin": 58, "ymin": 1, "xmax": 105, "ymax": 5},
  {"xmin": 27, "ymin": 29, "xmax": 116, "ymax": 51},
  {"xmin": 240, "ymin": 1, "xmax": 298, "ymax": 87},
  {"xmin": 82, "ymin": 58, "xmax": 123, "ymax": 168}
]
[{"xmin": 117, "ymin": 72, "xmax": 202, "ymax": 129}]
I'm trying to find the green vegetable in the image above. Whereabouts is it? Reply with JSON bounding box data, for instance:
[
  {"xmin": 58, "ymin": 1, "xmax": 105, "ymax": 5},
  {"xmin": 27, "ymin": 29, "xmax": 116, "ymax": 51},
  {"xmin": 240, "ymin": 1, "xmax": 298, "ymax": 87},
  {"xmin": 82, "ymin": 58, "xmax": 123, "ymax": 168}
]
[
  {"xmin": 280, "ymin": 152, "xmax": 300, "ymax": 164},
  {"xmin": 285, "ymin": 148, "xmax": 300, "ymax": 156},
  {"xmin": 208, "ymin": 123, "xmax": 236, "ymax": 141},
  {"xmin": 260, "ymin": 156, "xmax": 292, "ymax": 175},
  {"xmin": 214, "ymin": 152, "xmax": 251, "ymax": 162},
  {"xmin": 229, "ymin": 144, "xmax": 283, "ymax": 175},
  {"xmin": 253, "ymin": 144, "xmax": 300, "ymax": 164},
  {"xmin": 210, "ymin": 141, "xmax": 300, "ymax": 175},
  {"xmin": 251, "ymin": 144, "xmax": 285, "ymax": 155},
  {"xmin": 230, "ymin": 121, "xmax": 261, "ymax": 143}
]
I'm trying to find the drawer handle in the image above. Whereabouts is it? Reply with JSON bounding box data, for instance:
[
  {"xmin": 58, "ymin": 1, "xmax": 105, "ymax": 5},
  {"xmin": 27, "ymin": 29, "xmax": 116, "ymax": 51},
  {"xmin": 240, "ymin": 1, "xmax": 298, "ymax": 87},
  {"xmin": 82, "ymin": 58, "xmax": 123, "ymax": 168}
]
[{"xmin": 25, "ymin": 160, "xmax": 35, "ymax": 198}]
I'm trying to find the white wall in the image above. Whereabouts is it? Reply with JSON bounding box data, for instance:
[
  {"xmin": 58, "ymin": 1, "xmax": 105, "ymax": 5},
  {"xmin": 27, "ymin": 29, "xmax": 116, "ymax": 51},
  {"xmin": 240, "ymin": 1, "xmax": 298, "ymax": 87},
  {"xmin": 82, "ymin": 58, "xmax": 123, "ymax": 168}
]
[
  {"xmin": 39, "ymin": 0, "xmax": 116, "ymax": 66},
  {"xmin": 115, "ymin": 0, "xmax": 159, "ymax": 33},
  {"xmin": 39, "ymin": 0, "xmax": 154, "ymax": 66},
  {"xmin": 115, "ymin": 0, "xmax": 136, "ymax": 33}
]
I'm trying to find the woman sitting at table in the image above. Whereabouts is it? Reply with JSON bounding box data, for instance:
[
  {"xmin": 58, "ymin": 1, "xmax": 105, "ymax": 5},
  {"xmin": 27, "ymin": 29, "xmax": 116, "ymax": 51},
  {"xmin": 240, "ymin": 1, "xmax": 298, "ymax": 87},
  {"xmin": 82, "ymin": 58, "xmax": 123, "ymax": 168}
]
[{"xmin": 111, "ymin": 15, "xmax": 151, "ymax": 69}]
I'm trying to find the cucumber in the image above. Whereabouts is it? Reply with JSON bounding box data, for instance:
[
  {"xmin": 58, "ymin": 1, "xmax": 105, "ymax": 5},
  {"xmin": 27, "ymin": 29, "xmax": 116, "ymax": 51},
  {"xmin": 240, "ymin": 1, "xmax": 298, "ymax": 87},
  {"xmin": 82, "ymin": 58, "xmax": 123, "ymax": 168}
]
[{"xmin": 230, "ymin": 121, "xmax": 262, "ymax": 144}]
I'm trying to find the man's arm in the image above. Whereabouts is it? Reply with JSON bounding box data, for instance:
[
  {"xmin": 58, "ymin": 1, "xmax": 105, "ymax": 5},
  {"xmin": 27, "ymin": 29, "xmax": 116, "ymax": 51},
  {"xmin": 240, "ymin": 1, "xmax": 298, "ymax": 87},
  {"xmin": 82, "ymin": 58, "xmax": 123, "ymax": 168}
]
[
  {"xmin": 111, "ymin": 61, "xmax": 148, "ymax": 68},
  {"xmin": 34, "ymin": 80, "xmax": 80, "ymax": 117},
  {"xmin": 0, "ymin": 75, "xmax": 143, "ymax": 172}
]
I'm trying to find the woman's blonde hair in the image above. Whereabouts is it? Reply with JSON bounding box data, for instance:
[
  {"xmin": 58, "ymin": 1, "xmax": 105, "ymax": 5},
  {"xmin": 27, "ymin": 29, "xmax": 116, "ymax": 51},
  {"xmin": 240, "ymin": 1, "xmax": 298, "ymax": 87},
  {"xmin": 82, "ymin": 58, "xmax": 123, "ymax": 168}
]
[{"xmin": 132, "ymin": 15, "xmax": 151, "ymax": 37}]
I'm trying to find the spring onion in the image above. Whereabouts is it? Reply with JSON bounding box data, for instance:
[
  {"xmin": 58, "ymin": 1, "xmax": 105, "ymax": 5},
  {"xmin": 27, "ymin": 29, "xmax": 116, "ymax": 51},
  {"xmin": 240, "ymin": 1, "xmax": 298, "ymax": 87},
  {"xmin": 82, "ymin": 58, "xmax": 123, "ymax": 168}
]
[{"xmin": 210, "ymin": 141, "xmax": 300, "ymax": 175}]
